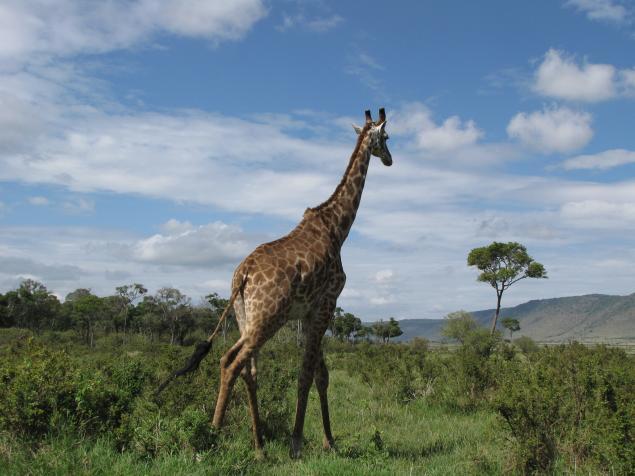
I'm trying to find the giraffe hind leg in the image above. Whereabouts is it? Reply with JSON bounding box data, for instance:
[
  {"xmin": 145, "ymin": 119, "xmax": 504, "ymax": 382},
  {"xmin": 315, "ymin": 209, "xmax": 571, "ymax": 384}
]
[
  {"xmin": 240, "ymin": 354, "xmax": 264, "ymax": 457},
  {"xmin": 314, "ymin": 351, "xmax": 334, "ymax": 450},
  {"xmin": 212, "ymin": 337, "xmax": 251, "ymax": 428}
]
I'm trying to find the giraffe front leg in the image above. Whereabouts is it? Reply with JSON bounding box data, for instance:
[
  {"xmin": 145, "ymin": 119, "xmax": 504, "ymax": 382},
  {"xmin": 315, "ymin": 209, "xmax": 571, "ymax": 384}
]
[
  {"xmin": 290, "ymin": 332, "xmax": 322, "ymax": 459},
  {"xmin": 314, "ymin": 351, "xmax": 335, "ymax": 450}
]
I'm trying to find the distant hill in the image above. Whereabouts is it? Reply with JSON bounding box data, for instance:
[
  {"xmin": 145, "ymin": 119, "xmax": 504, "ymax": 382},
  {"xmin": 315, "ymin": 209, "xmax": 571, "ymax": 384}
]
[{"xmin": 392, "ymin": 292, "xmax": 635, "ymax": 343}]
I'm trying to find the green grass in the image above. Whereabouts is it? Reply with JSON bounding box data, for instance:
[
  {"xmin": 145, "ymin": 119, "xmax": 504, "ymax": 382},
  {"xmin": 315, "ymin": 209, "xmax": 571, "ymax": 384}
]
[
  {"xmin": 0, "ymin": 368, "xmax": 505, "ymax": 475},
  {"xmin": 3, "ymin": 332, "xmax": 630, "ymax": 475}
]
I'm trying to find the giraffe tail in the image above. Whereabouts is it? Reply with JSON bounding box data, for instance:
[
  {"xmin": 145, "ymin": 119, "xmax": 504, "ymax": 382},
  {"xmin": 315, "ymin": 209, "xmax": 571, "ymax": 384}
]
[{"xmin": 155, "ymin": 281, "xmax": 244, "ymax": 395}]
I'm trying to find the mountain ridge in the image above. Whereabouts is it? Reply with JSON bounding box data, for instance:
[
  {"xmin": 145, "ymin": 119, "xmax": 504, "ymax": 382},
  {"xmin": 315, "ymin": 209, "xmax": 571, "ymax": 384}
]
[{"xmin": 392, "ymin": 292, "xmax": 635, "ymax": 343}]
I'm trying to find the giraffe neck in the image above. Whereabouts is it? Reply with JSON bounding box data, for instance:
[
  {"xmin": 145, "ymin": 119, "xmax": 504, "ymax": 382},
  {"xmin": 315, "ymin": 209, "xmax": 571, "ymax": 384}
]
[{"xmin": 312, "ymin": 128, "xmax": 372, "ymax": 247}]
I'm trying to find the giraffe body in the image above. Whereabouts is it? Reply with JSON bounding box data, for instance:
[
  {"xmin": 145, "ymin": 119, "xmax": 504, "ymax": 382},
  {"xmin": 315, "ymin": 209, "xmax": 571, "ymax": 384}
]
[{"xmin": 209, "ymin": 109, "xmax": 392, "ymax": 458}]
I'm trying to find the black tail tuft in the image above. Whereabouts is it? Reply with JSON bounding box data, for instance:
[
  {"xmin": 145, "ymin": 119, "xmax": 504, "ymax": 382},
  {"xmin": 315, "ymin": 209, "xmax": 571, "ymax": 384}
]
[{"xmin": 156, "ymin": 341, "xmax": 212, "ymax": 395}]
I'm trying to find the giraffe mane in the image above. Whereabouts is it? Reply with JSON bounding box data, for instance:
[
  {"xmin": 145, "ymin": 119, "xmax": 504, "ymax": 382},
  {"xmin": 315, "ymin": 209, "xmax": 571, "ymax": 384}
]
[{"xmin": 310, "ymin": 121, "xmax": 373, "ymax": 212}]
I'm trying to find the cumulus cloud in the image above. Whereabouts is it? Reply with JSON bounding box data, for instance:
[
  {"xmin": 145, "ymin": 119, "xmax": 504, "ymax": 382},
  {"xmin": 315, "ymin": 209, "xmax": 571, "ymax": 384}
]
[
  {"xmin": 534, "ymin": 49, "xmax": 616, "ymax": 102},
  {"xmin": 564, "ymin": 0, "xmax": 629, "ymax": 24},
  {"xmin": 563, "ymin": 149, "xmax": 635, "ymax": 170},
  {"xmin": 506, "ymin": 106, "xmax": 593, "ymax": 153},
  {"xmin": 133, "ymin": 220, "xmax": 252, "ymax": 267},
  {"xmin": 533, "ymin": 49, "xmax": 635, "ymax": 101},
  {"xmin": 0, "ymin": 0, "xmax": 267, "ymax": 60},
  {"xmin": 390, "ymin": 102, "xmax": 483, "ymax": 152}
]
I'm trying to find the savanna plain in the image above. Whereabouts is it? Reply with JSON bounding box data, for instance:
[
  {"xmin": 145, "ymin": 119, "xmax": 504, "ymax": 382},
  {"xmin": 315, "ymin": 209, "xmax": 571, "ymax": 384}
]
[{"xmin": 0, "ymin": 319, "xmax": 633, "ymax": 476}]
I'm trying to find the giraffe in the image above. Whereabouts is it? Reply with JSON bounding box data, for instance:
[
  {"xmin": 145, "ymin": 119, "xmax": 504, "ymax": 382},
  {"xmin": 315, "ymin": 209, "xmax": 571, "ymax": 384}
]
[{"xmin": 161, "ymin": 108, "xmax": 392, "ymax": 459}]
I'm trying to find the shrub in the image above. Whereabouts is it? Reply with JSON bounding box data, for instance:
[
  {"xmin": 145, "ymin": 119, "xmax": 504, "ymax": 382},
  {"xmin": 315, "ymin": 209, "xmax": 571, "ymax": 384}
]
[
  {"xmin": 0, "ymin": 340, "xmax": 78, "ymax": 438},
  {"xmin": 129, "ymin": 401, "xmax": 217, "ymax": 458},
  {"xmin": 514, "ymin": 335, "xmax": 540, "ymax": 355},
  {"xmin": 494, "ymin": 343, "xmax": 635, "ymax": 474},
  {"xmin": 436, "ymin": 329, "xmax": 504, "ymax": 410}
]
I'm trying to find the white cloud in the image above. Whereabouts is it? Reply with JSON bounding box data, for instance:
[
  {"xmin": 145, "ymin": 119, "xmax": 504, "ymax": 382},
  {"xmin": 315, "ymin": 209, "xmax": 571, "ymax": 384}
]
[
  {"xmin": 507, "ymin": 106, "xmax": 593, "ymax": 153},
  {"xmin": 370, "ymin": 295, "xmax": 395, "ymax": 306},
  {"xmin": 28, "ymin": 196, "xmax": 49, "ymax": 206},
  {"xmin": 0, "ymin": 255, "xmax": 85, "ymax": 282},
  {"xmin": 533, "ymin": 49, "xmax": 635, "ymax": 101},
  {"xmin": 63, "ymin": 197, "xmax": 95, "ymax": 214},
  {"xmin": 0, "ymin": 0, "xmax": 267, "ymax": 61},
  {"xmin": 390, "ymin": 102, "xmax": 483, "ymax": 152},
  {"xmin": 374, "ymin": 269, "xmax": 394, "ymax": 283},
  {"xmin": 564, "ymin": 0, "xmax": 629, "ymax": 24},
  {"xmin": 346, "ymin": 51, "xmax": 385, "ymax": 92},
  {"xmin": 418, "ymin": 116, "xmax": 483, "ymax": 151},
  {"xmin": 534, "ymin": 49, "xmax": 616, "ymax": 102},
  {"xmin": 561, "ymin": 200, "xmax": 635, "ymax": 228},
  {"xmin": 0, "ymin": 70, "xmax": 350, "ymax": 219},
  {"xmin": 0, "ymin": 224, "xmax": 238, "ymax": 299},
  {"xmin": 277, "ymin": 13, "xmax": 343, "ymax": 32},
  {"xmin": 133, "ymin": 220, "xmax": 252, "ymax": 267},
  {"xmin": 563, "ymin": 149, "xmax": 635, "ymax": 170}
]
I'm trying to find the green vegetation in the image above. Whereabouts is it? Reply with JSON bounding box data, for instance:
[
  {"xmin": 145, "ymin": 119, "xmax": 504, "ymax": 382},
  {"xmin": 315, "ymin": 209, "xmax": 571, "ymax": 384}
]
[
  {"xmin": 1, "ymin": 278, "xmax": 633, "ymax": 474},
  {"xmin": 1, "ymin": 320, "xmax": 633, "ymax": 475}
]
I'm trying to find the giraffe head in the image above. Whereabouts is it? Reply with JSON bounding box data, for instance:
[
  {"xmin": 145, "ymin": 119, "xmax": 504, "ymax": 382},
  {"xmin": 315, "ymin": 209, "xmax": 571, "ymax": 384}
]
[{"xmin": 352, "ymin": 108, "xmax": 392, "ymax": 166}]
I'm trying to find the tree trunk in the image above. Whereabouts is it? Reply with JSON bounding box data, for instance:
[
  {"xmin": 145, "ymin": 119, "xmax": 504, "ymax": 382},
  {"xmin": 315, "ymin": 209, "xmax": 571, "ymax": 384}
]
[{"xmin": 490, "ymin": 292, "xmax": 503, "ymax": 335}]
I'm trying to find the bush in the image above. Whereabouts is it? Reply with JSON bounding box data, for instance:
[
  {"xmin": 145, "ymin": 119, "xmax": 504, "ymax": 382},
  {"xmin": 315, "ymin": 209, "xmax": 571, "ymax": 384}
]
[
  {"xmin": 129, "ymin": 401, "xmax": 217, "ymax": 458},
  {"xmin": 436, "ymin": 329, "xmax": 504, "ymax": 410},
  {"xmin": 256, "ymin": 342, "xmax": 297, "ymax": 440},
  {"xmin": 0, "ymin": 340, "xmax": 78, "ymax": 438},
  {"xmin": 513, "ymin": 335, "xmax": 540, "ymax": 355},
  {"xmin": 0, "ymin": 339, "xmax": 152, "ymax": 441},
  {"xmin": 494, "ymin": 343, "xmax": 635, "ymax": 474}
]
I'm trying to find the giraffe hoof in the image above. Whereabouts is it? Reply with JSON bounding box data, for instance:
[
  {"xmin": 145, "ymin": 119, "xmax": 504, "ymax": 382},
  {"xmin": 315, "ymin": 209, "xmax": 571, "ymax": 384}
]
[
  {"xmin": 254, "ymin": 448, "xmax": 266, "ymax": 461},
  {"xmin": 290, "ymin": 436, "xmax": 303, "ymax": 459},
  {"xmin": 323, "ymin": 437, "xmax": 335, "ymax": 451}
]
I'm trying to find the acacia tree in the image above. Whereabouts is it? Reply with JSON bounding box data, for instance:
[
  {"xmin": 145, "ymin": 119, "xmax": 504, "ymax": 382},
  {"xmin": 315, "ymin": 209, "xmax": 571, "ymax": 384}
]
[
  {"xmin": 116, "ymin": 283, "xmax": 147, "ymax": 337},
  {"xmin": 501, "ymin": 317, "xmax": 520, "ymax": 341},
  {"xmin": 154, "ymin": 287, "xmax": 192, "ymax": 345},
  {"xmin": 70, "ymin": 293, "xmax": 106, "ymax": 347},
  {"xmin": 5, "ymin": 280, "xmax": 61, "ymax": 332},
  {"xmin": 468, "ymin": 242, "xmax": 546, "ymax": 335}
]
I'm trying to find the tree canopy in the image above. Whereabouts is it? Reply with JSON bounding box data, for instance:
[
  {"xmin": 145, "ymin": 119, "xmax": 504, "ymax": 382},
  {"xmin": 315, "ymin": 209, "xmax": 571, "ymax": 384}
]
[{"xmin": 468, "ymin": 242, "xmax": 546, "ymax": 334}]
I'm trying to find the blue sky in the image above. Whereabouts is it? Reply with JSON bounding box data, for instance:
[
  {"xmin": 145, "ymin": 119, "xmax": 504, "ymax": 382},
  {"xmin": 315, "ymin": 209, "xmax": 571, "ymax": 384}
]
[{"xmin": 1, "ymin": 0, "xmax": 635, "ymax": 319}]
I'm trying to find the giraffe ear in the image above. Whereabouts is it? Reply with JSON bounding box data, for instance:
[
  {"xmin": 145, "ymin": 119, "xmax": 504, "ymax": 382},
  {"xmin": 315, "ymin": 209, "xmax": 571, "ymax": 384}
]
[{"xmin": 352, "ymin": 124, "xmax": 363, "ymax": 135}]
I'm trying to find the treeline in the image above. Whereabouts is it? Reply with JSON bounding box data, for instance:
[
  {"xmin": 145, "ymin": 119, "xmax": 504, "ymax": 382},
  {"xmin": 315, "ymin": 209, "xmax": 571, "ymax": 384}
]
[
  {"xmin": 0, "ymin": 279, "xmax": 403, "ymax": 347},
  {"xmin": 329, "ymin": 307, "xmax": 402, "ymax": 343},
  {"xmin": 0, "ymin": 279, "xmax": 230, "ymax": 347}
]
